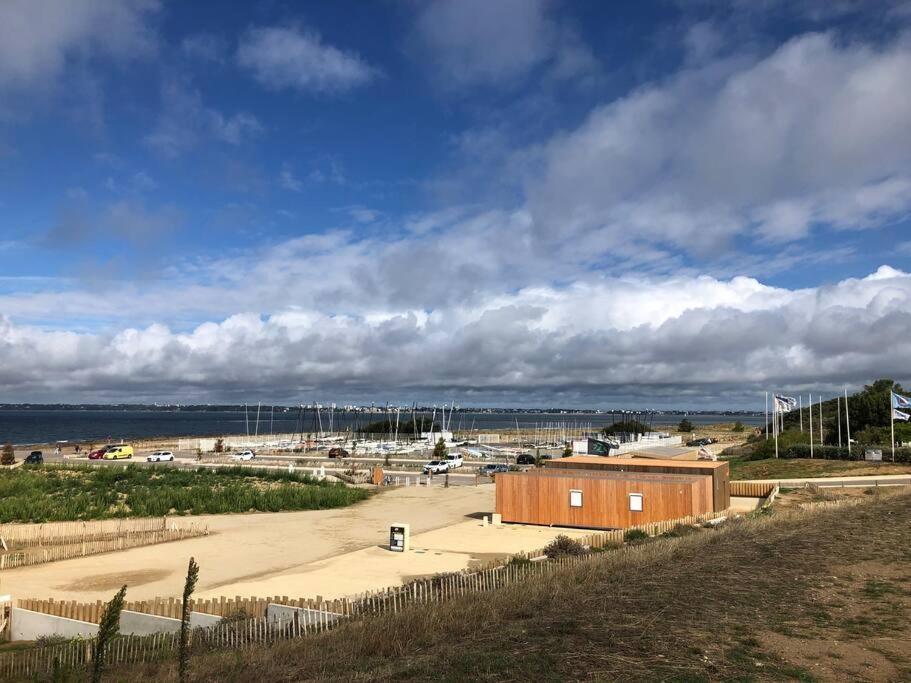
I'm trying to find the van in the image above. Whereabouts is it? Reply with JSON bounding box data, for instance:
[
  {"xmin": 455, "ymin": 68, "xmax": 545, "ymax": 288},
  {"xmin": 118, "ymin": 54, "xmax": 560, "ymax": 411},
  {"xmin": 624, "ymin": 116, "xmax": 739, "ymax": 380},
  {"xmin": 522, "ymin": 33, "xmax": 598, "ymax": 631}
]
[{"xmin": 103, "ymin": 445, "xmax": 134, "ymax": 460}]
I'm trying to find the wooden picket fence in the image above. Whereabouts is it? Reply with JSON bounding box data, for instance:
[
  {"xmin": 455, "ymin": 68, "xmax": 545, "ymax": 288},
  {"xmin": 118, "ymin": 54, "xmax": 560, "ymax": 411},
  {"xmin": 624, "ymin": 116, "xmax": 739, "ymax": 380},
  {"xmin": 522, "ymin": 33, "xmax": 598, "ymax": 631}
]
[
  {"xmin": 730, "ymin": 481, "xmax": 776, "ymax": 497},
  {"xmin": 0, "ymin": 517, "xmax": 192, "ymax": 549},
  {"xmin": 0, "ymin": 521, "xmax": 208, "ymax": 570}
]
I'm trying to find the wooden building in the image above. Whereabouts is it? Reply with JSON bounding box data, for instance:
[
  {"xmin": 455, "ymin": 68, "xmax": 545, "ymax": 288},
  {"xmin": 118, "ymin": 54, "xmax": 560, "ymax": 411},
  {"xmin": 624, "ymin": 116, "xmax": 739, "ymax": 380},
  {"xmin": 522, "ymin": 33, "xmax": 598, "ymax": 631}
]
[
  {"xmin": 495, "ymin": 468, "xmax": 713, "ymax": 530},
  {"xmin": 546, "ymin": 456, "xmax": 730, "ymax": 512}
]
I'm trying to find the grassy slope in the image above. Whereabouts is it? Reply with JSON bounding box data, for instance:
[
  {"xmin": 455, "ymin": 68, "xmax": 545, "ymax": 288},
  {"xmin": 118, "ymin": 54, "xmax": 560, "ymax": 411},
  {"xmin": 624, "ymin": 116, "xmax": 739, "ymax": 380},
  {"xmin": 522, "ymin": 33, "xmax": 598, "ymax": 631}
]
[
  {"xmin": 116, "ymin": 490, "xmax": 911, "ymax": 682},
  {"xmin": 0, "ymin": 465, "xmax": 369, "ymax": 522},
  {"xmin": 729, "ymin": 457, "xmax": 911, "ymax": 480}
]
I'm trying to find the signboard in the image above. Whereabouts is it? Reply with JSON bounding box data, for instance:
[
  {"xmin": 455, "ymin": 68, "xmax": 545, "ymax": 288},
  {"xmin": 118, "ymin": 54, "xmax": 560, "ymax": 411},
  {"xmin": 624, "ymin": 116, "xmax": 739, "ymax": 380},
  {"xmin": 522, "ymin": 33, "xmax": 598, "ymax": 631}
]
[
  {"xmin": 389, "ymin": 523, "xmax": 410, "ymax": 552},
  {"xmin": 865, "ymin": 449, "xmax": 883, "ymax": 461},
  {"xmin": 629, "ymin": 493, "xmax": 644, "ymax": 512}
]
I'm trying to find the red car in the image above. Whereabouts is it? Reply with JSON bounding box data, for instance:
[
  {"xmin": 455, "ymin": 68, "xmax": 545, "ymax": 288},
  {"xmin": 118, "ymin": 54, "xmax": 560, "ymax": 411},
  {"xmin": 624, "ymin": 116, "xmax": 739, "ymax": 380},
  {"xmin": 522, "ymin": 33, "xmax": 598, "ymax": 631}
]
[{"xmin": 88, "ymin": 445, "xmax": 113, "ymax": 460}]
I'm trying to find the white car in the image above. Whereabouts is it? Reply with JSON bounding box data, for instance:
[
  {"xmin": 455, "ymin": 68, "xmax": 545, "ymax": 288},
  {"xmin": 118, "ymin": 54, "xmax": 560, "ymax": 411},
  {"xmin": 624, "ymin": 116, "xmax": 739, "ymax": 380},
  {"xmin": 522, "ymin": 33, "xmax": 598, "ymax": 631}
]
[
  {"xmin": 423, "ymin": 460, "xmax": 450, "ymax": 474},
  {"xmin": 231, "ymin": 450, "xmax": 256, "ymax": 461},
  {"xmin": 444, "ymin": 454, "xmax": 464, "ymax": 468},
  {"xmin": 146, "ymin": 450, "xmax": 174, "ymax": 462}
]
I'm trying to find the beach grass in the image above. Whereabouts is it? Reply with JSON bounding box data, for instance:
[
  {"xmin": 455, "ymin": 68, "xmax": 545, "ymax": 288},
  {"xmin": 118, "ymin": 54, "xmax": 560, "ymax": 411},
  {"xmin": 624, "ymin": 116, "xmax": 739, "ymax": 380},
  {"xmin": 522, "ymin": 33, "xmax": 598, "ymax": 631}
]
[{"xmin": 0, "ymin": 464, "xmax": 369, "ymax": 523}]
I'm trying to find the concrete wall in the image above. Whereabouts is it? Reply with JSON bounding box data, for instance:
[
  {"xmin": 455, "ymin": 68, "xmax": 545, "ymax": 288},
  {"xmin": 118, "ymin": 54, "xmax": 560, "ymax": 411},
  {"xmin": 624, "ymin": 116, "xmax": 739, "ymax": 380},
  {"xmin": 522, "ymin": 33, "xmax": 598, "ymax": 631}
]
[
  {"xmin": 11, "ymin": 608, "xmax": 97, "ymax": 641},
  {"xmin": 11, "ymin": 608, "xmax": 223, "ymax": 641},
  {"xmin": 266, "ymin": 604, "xmax": 341, "ymax": 627}
]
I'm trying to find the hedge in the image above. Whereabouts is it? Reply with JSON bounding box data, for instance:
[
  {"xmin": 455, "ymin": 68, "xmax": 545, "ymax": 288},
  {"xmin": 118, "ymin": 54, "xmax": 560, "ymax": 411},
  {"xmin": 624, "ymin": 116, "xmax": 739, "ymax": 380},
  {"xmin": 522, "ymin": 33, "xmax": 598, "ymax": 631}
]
[{"xmin": 774, "ymin": 444, "xmax": 911, "ymax": 463}]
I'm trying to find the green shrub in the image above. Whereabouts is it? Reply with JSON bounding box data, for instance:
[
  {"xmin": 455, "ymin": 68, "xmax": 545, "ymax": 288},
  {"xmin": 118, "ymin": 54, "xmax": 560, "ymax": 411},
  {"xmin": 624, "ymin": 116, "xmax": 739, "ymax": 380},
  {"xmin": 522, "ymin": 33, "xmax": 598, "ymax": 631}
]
[
  {"xmin": 623, "ymin": 529, "xmax": 649, "ymax": 543},
  {"xmin": 543, "ymin": 534, "xmax": 587, "ymax": 559},
  {"xmin": 678, "ymin": 419, "xmax": 694, "ymax": 432},
  {"xmin": 732, "ymin": 421, "xmax": 745, "ymax": 433},
  {"xmin": 1, "ymin": 443, "xmax": 14, "ymax": 466}
]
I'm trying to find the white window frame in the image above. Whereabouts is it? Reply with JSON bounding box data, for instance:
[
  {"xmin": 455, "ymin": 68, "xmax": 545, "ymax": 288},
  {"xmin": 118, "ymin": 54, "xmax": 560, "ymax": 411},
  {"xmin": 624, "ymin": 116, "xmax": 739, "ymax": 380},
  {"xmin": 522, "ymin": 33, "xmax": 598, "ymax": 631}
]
[
  {"xmin": 569, "ymin": 489, "xmax": 583, "ymax": 508},
  {"xmin": 629, "ymin": 492, "xmax": 644, "ymax": 512}
]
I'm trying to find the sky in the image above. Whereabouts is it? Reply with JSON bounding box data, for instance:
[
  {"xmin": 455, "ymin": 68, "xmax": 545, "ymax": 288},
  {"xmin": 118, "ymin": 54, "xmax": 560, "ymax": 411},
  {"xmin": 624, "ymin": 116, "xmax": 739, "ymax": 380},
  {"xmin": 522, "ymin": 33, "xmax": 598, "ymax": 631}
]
[{"xmin": 1, "ymin": 0, "xmax": 910, "ymax": 409}]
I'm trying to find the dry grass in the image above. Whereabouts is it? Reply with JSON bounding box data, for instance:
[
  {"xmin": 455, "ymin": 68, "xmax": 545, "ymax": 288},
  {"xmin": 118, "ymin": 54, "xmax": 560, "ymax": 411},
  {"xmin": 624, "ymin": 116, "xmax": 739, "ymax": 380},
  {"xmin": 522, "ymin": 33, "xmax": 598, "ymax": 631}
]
[
  {"xmin": 89, "ymin": 489, "xmax": 911, "ymax": 681},
  {"xmin": 729, "ymin": 457, "xmax": 911, "ymax": 481}
]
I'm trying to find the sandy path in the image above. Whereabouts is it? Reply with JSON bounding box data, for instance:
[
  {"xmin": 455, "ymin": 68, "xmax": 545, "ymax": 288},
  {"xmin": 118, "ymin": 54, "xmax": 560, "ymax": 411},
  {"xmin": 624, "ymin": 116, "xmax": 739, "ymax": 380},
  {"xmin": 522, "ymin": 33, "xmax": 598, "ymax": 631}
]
[{"xmin": 0, "ymin": 485, "xmax": 495, "ymax": 602}]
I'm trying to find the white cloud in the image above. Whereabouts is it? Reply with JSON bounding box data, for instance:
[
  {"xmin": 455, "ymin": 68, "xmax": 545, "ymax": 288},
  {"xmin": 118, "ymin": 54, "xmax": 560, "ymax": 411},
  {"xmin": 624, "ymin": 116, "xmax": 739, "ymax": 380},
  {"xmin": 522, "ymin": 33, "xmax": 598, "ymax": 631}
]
[
  {"xmin": 237, "ymin": 26, "xmax": 376, "ymax": 94},
  {"xmin": 2, "ymin": 266, "xmax": 910, "ymax": 403},
  {"xmin": 180, "ymin": 33, "xmax": 225, "ymax": 63},
  {"xmin": 524, "ymin": 32, "xmax": 911, "ymax": 253},
  {"xmin": 413, "ymin": 0, "xmax": 596, "ymax": 88},
  {"xmin": 0, "ymin": 0, "xmax": 158, "ymax": 90},
  {"xmin": 279, "ymin": 165, "xmax": 303, "ymax": 192},
  {"xmin": 145, "ymin": 80, "xmax": 263, "ymax": 157}
]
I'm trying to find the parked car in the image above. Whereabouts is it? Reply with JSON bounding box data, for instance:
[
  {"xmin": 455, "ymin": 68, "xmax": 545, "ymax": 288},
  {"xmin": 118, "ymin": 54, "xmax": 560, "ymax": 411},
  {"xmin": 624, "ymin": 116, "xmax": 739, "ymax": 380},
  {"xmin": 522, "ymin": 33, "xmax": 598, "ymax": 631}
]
[
  {"xmin": 444, "ymin": 453, "xmax": 463, "ymax": 468},
  {"xmin": 24, "ymin": 451, "xmax": 43, "ymax": 465},
  {"xmin": 328, "ymin": 447, "xmax": 350, "ymax": 458},
  {"xmin": 478, "ymin": 463, "xmax": 509, "ymax": 476},
  {"xmin": 686, "ymin": 438, "xmax": 715, "ymax": 447},
  {"xmin": 423, "ymin": 460, "xmax": 450, "ymax": 474},
  {"xmin": 146, "ymin": 450, "xmax": 175, "ymax": 462},
  {"xmin": 231, "ymin": 450, "xmax": 256, "ymax": 461},
  {"xmin": 515, "ymin": 453, "xmax": 536, "ymax": 465},
  {"xmin": 103, "ymin": 445, "xmax": 134, "ymax": 459},
  {"xmin": 88, "ymin": 445, "xmax": 113, "ymax": 460}
]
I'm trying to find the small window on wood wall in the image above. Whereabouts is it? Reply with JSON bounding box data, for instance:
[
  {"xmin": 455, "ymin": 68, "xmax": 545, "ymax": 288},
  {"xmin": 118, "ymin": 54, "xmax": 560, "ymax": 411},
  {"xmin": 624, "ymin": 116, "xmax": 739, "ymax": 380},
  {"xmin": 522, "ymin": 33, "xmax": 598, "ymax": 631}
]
[
  {"xmin": 569, "ymin": 489, "xmax": 583, "ymax": 507},
  {"xmin": 629, "ymin": 493, "xmax": 643, "ymax": 512}
]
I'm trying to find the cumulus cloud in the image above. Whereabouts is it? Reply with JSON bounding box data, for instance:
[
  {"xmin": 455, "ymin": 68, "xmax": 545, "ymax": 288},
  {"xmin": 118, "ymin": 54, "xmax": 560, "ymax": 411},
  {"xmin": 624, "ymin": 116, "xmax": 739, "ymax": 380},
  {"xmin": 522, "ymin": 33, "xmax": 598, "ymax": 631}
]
[
  {"xmin": 412, "ymin": 0, "xmax": 597, "ymax": 88},
  {"xmin": 1, "ymin": 267, "xmax": 909, "ymax": 404},
  {"xmin": 237, "ymin": 26, "xmax": 376, "ymax": 94},
  {"xmin": 524, "ymin": 32, "xmax": 911, "ymax": 253},
  {"xmin": 0, "ymin": 0, "xmax": 158, "ymax": 90},
  {"xmin": 145, "ymin": 79, "xmax": 263, "ymax": 157}
]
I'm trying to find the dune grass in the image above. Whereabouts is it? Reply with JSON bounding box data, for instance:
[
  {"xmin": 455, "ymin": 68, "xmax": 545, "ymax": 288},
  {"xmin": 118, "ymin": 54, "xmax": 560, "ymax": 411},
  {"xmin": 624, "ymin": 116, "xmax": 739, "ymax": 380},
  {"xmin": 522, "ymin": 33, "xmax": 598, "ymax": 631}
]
[
  {"xmin": 104, "ymin": 489, "xmax": 911, "ymax": 682},
  {"xmin": 0, "ymin": 465, "xmax": 369, "ymax": 523},
  {"xmin": 728, "ymin": 456, "xmax": 911, "ymax": 480}
]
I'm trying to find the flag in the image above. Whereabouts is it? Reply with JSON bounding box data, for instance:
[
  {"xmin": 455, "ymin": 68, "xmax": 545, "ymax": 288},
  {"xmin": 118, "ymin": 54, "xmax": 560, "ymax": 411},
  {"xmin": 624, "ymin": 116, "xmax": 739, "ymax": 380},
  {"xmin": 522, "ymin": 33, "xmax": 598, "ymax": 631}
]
[
  {"xmin": 892, "ymin": 392, "xmax": 911, "ymax": 409},
  {"xmin": 893, "ymin": 408, "xmax": 910, "ymax": 422},
  {"xmin": 774, "ymin": 395, "xmax": 797, "ymax": 412}
]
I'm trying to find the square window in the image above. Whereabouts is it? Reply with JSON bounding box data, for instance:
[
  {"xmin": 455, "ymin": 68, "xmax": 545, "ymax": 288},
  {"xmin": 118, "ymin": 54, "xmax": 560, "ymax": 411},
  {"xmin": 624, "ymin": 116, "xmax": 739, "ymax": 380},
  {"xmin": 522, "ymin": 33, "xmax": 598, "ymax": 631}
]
[
  {"xmin": 629, "ymin": 493, "xmax": 643, "ymax": 512},
  {"xmin": 569, "ymin": 489, "xmax": 583, "ymax": 507}
]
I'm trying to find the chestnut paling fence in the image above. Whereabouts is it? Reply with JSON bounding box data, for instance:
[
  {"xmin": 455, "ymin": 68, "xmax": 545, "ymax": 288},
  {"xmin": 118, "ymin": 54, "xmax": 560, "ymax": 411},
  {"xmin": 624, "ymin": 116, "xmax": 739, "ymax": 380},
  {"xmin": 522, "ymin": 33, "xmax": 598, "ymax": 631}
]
[
  {"xmin": 0, "ymin": 518, "xmax": 208, "ymax": 570},
  {"xmin": 0, "ymin": 507, "xmax": 734, "ymax": 678}
]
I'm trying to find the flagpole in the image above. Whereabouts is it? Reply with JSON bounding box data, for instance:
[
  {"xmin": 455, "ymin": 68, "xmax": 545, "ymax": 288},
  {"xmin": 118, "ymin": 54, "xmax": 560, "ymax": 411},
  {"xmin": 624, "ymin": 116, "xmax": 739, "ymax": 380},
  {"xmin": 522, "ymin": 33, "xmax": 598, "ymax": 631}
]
[
  {"xmin": 891, "ymin": 391, "xmax": 896, "ymax": 463},
  {"xmin": 837, "ymin": 394, "xmax": 842, "ymax": 448},
  {"xmin": 844, "ymin": 387, "xmax": 851, "ymax": 457},
  {"xmin": 765, "ymin": 392, "xmax": 769, "ymax": 440},
  {"xmin": 799, "ymin": 395, "xmax": 803, "ymax": 432},
  {"xmin": 818, "ymin": 397, "xmax": 823, "ymax": 447},
  {"xmin": 809, "ymin": 392, "xmax": 814, "ymax": 459},
  {"xmin": 774, "ymin": 397, "xmax": 779, "ymax": 459}
]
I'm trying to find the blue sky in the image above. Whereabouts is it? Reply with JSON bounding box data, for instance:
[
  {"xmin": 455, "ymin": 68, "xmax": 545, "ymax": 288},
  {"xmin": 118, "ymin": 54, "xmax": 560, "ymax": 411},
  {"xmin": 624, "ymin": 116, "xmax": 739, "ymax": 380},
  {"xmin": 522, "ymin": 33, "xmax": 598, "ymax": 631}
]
[{"xmin": 1, "ymin": 0, "xmax": 910, "ymax": 407}]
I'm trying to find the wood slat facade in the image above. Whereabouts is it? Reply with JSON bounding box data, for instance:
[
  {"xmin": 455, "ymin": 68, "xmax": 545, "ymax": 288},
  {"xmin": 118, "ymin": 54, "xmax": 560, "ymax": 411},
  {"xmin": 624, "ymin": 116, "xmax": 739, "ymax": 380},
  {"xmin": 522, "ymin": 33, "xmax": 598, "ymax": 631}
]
[
  {"xmin": 495, "ymin": 469, "xmax": 714, "ymax": 530},
  {"xmin": 546, "ymin": 456, "xmax": 730, "ymax": 512}
]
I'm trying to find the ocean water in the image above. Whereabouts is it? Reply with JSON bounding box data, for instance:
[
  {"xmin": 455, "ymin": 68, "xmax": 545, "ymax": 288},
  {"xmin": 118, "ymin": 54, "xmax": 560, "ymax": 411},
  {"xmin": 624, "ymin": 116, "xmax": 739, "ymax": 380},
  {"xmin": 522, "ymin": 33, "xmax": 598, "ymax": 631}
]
[{"xmin": 0, "ymin": 409, "xmax": 763, "ymax": 445}]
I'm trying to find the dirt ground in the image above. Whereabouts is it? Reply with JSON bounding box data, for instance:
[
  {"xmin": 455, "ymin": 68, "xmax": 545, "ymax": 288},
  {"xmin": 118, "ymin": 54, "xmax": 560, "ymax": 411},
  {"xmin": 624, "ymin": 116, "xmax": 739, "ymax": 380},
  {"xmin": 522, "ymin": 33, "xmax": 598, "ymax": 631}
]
[{"xmin": 0, "ymin": 484, "xmax": 591, "ymax": 603}]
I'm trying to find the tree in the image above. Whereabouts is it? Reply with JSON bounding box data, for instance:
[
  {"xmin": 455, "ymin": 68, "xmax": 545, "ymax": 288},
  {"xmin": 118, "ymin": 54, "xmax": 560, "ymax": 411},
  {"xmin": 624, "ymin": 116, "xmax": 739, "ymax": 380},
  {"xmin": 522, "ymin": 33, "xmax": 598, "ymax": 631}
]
[
  {"xmin": 213, "ymin": 438, "xmax": 224, "ymax": 454},
  {"xmin": 732, "ymin": 421, "xmax": 745, "ymax": 432},
  {"xmin": 432, "ymin": 437, "xmax": 448, "ymax": 460},
  {"xmin": 92, "ymin": 585, "xmax": 127, "ymax": 683},
  {"xmin": 1, "ymin": 443, "xmax": 14, "ymax": 466},
  {"xmin": 678, "ymin": 419, "xmax": 694, "ymax": 433},
  {"xmin": 601, "ymin": 420, "xmax": 649, "ymax": 436},
  {"xmin": 179, "ymin": 557, "xmax": 199, "ymax": 683}
]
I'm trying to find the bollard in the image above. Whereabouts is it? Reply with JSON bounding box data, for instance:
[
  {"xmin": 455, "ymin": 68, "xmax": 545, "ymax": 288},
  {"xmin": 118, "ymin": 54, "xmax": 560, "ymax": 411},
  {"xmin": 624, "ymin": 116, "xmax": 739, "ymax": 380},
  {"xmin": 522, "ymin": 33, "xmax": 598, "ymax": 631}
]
[
  {"xmin": 492, "ymin": 513, "xmax": 502, "ymax": 526},
  {"xmin": 483, "ymin": 515, "xmax": 489, "ymax": 527}
]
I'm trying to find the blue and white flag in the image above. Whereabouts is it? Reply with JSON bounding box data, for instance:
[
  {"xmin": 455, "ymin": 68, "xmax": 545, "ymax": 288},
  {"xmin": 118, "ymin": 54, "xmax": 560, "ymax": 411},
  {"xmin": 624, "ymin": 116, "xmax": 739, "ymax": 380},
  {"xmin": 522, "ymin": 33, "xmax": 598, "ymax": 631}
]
[
  {"xmin": 893, "ymin": 408, "xmax": 910, "ymax": 422},
  {"xmin": 774, "ymin": 395, "xmax": 797, "ymax": 412},
  {"xmin": 892, "ymin": 392, "xmax": 911, "ymax": 409}
]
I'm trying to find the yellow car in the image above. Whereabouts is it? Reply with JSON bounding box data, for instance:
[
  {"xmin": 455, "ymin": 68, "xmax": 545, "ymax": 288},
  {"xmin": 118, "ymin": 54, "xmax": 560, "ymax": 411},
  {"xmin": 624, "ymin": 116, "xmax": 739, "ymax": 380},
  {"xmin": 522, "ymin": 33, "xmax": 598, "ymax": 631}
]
[{"xmin": 103, "ymin": 445, "xmax": 134, "ymax": 460}]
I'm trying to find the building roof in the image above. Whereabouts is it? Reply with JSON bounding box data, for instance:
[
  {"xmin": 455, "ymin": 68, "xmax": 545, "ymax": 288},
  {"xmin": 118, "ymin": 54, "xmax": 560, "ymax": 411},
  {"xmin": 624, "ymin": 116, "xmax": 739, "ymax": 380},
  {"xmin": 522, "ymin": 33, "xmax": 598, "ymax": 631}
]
[
  {"xmin": 499, "ymin": 468, "xmax": 703, "ymax": 484},
  {"xmin": 630, "ymin": 446, "xmax": 700, "ymax": 459},
  {"xmin": 549, "ymin": 455, "xmax": 728, "ymax": 470}
]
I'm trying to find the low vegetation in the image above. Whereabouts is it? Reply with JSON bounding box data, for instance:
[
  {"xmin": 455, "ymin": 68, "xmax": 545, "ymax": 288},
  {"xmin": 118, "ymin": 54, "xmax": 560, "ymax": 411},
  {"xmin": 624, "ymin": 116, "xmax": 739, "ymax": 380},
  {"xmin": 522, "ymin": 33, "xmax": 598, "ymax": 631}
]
[
  {"xmin": 542, "ymin": 534, "xmax": 586, "ymax": 559},
  {"xmin": 0, "ymin": 465, "xmax": 369, "ymax": 523},
  {"xmin": 1, "ymin": 442, "xmax": 14, "ymax": 466},
  {"xmin": 727, "ymin": 455, "xmax": 911, "ymax": 480},
  {"xmin": 109, "ymin": 489, "xmax": 911, "ymax": 682}
]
